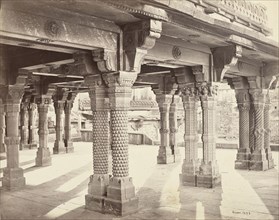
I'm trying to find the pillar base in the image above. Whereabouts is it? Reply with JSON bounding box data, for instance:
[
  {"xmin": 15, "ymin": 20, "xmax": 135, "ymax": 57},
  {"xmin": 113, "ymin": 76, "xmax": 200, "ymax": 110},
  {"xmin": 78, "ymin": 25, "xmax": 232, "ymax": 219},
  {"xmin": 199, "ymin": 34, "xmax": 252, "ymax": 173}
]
[
  {"xmin": 180, "ymin": 160, "xmax": 199, "ymax": 186},
  {"xmin": 2, "ymin": 167, "xmax": 26, "ymax": 190},
  {"xmin": 0, "ymin": 143, "xmax": 6, "ymax": 153},
  {"xmin": 235, "ymin": 160, "xmax": 250, "ymax": 170},
  {"xmin": 249, "ymin": 149, "xmax": 268, "ymax": 171},
  {"xmin": 85, "ymin": 174, "xmax": 109, "ymax": 212},
  {"xmin": 196, "ymin": 174, "xmax": 221, "ymax": 188},
  {"xmin": 35, "ymin": 147, "xmax": 51, "ymax": 166},
  {"xmin": 157, "ymin": 147, "xmax": 174, "ymax": 164},
  {"xmin": 266, "ymin": 148, "xmax": 275, "ymax": 169},
  {"xmin": 65, "ymin": 141, "xmax": 74, "ymax": 153},
  {"xmin": 27, "ymin": 143, "xmax": 38, "ymax": 149},
  {"xmin": 104, "ymin": 177, "xmax": 138, "ymax": 216},
  {"xmin": 174, "ymin": 151, "xmax": 181, "ymax": 162},
  {"xmin": 53, "ymin": 141, "xmax": 66, "ymax": 154},
  {"xmin": 180, "ymin": 174, "xmax": 196, "ymax": 186}
]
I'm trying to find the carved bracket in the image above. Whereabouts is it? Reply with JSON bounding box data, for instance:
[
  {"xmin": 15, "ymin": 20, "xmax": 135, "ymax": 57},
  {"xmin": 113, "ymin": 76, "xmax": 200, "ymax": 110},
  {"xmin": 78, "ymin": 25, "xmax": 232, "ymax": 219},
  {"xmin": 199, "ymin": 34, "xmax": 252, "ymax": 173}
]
[
  {"xmin": 123, "ymin": 19, "xmax": 162, "ymax": 72},
  {"xmin": 211, "ymin": 45, "xmax": 242, "ymax": 82}
]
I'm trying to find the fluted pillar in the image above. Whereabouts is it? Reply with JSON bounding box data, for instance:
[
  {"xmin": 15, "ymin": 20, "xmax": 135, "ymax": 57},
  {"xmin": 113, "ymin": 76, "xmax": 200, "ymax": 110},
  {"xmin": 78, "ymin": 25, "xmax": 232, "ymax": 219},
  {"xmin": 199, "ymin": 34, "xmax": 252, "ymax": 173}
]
[
  {"xmin": 197, "ymin": 84, "xmax": 220, "ymax": 188},
  {"xmin": 180, "ymin": 86, "xmax": 199, "ymax": 186},
  {"xmin": 20, "ymin": 102, "xmax": 29, "ymax": 150},
  {"xmin": 264, "ymin": 94, "xmax": 274, "ymax": 169},
  {"xmin": 28, "ymin": 102, "xmax": 38, "ymax": 149},
  {"xmin": 249, "ymin": 89, "xmax": 268, "ymax": 171},
  {"xmin": 53, "ymin": 101, "xmax": 66, "ymax": 154},
  {"xmin": 0, "ymin": 102, "xmax": 6, "ymax": 153},
  {"xmin": 85, "ymin": 75, "xmax": 110, "ymax": 212},
  {"xmin": 64, "ymin": 101, "xmax": 74, "ymax": 153},
  {"xmin": 235, "ymin": 90, "xmax": 251, "ymax": 169},
  {"xmin": 156, "ymin": 94, "xmax": 174, "ymax": 164},
  {"xmin": 35, "ymin": 96, "xmax": 52, "ymax": 166},
  {"xmin": 169, "ymin": 94, "xmax": 181, "ymax": 162},
  {"xmin": 104, "ymin": 72, "xmax": 138, "ymax": 216},
  {"xmin": 2, "ymin": 86, "xmax": 26, "ymax": 190}
]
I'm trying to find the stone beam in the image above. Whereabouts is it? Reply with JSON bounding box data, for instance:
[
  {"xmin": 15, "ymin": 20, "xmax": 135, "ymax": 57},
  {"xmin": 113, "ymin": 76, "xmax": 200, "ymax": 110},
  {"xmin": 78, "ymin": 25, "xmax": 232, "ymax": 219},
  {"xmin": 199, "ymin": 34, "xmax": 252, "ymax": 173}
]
[{"xmin": 0, "ymin": 1, "xmax": 119, "ymax": 51}]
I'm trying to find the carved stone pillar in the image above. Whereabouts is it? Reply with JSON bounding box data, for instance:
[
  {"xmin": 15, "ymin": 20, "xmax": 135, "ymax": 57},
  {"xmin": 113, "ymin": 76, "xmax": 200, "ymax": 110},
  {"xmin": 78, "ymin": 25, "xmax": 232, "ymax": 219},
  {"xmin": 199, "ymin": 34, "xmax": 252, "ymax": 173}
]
[
  {"xmin": 156, "ymin": 94, "xmax": 174, "ymax": 164},
  {"xmin": 169, "ymin": 94, "xmax": 181, "ymax": 162},
  {"xmin": 197, "ymin": 83, "xmax": 221, "ymax": 188},
  {"xmin": 180, "ymin": 86, "xmax": 199, "ymax": 186},
  {"xmin": 0, "ymin": 102, "xmax": 6, "ymax": 153},
  {"xmin": 53, "ymin": 101, "xmax": 66, "ymax": 154},
  {"xmin": 264, "ymin": 94, "xmax": 274, "ymax": 169},
  {"xmin": 64, "ymin": 101, "xmax": 74, "ymax": 153},
  {"xmin": 249, "ymin": 89, "xmax": 268, "ymax": 171},
  {"xmin": 35, "ymin": 95, "xmax": 52, "ymax": 166},
  {"xmin": 85, "ymin": 75, "xmax": 110, "ymax": 212},
  {"xmin": 2, "ymin": 86, "xmax": 26, "ymax": 190},
  {"xmin": 28, "ymin": 102, "xmax": 38, "ymax": 149},
  {"xmin": 249, "ymin": 105, "xmax": 255, "ymax": 153},
  {"xmin": 235, "ymin": 90, "xmax": 251, "ymax": 169},
  {"xmin": 20, "ymin": 102, "xmax": 29, "ymax": 150},
  {"xmin": 103, "ymin": 72, "xmax": 138, "ymax": 216}
]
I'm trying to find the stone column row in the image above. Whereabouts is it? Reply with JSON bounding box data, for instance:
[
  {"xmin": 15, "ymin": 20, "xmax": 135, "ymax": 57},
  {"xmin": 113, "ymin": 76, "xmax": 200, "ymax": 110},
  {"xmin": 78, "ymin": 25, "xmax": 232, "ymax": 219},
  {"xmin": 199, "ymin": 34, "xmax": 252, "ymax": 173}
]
[{"xmin": 180, "ymin": 83, "xmax": 221, "ymax": 188}]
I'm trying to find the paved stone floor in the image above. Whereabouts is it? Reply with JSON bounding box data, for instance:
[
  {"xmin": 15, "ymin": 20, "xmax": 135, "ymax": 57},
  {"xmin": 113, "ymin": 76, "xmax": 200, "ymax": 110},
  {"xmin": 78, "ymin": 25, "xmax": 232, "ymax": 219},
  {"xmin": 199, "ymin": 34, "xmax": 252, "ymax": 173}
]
[{"xmin": 0, "ymin": 143, "xmax": 278, "ymax": 220}]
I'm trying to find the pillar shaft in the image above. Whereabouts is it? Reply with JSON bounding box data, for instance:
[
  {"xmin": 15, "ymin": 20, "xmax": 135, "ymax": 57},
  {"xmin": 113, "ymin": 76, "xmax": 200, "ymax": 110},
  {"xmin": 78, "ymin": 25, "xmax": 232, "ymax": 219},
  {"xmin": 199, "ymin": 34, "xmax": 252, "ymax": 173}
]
[
  {"xmin": 64, "ymin": 101, "xmax": 74, "ymax": 153},
  {"xmin": 180, "ymin": 87, "xmax": 199, "ymax": 186},
  {"xmin": 197, "ymin": 84, "xmax": 220, "ymax": 188},
  {"xmin": 156, "ymin": 94, "xmax": 174, "ymax": 164},
  {"xmin": 169, "ymin": 94, "xmax": 181, "ymax": 161},
  {"xmin": 35, "ymin": 96, "xmax": 52, "ymax": 167},
  {"xmin": 28, "ymin": 103, "xmax": 37, "ymax": 148},
  {"xmin": 103, "ymin": 72, "xmax": 138, "ymax": 216},
  {"xmin": 249, "ymin": 89, "xmax": 268, "ymax": 170},
  {"xmin": 20, "ymin": 103, "xmax": 29, "ymax": 150},
  {"xmin": 0, "ymin": 103, "xmax": 6, "ymax": 153},
  {"xmin": 53, "ymin": 101, "xmax": 66, "ymax": 154},
  {"xmin": 264, "ymin": 94, "xmax": 274, "ymax": 168},
  {"xmin": 235, "ymin": 90, "xmax": 251, "ymax": 169},
  {"xmin": 2, "ymin": 86, "xmax": 26, "ymax": 190},
  {"xmin": 85, "ymin": 76, "xmax": 111, "ymax": 213}
]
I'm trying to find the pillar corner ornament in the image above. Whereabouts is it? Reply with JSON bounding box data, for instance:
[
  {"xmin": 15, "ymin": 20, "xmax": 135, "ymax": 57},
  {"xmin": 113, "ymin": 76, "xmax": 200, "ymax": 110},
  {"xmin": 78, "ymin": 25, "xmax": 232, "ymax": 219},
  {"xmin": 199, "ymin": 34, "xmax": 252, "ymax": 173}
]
[
  {"xmin": 123, "ymin": 19, "xmax": 162, "ymax": 73},
  {"xmin": 211, "ymin": 45, "xmax": 242, "ymax": 82}
]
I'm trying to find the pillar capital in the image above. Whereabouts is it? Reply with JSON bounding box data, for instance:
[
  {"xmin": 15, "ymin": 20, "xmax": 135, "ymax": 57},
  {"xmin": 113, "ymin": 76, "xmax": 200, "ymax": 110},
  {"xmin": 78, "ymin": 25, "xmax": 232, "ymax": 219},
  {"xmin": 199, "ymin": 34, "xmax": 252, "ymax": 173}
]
[
  {"xmin": 104, "ymin": 71, "xmax": 137, "ymax": 110},
  {"xmin": 249, "ymin": 89, "xmax": 267, "ymax": 108},
  {"xmin": 180, "ymin": 84, "xmax": 199, "ymax": 103}
]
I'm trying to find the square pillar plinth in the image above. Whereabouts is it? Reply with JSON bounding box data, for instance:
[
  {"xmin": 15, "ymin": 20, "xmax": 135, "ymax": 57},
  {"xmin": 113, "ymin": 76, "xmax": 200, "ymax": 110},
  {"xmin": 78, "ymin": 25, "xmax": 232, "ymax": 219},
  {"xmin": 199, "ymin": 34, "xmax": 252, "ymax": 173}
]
[
  {"xmin": 266, "ymin": 148, "xmax": 275, "ymax": 169},
  {"xmin": 235, "ymin": 148, "xmax": 251, "ymax": 170},
  {"xmin": 85, "ymin": 174, "xmax": 110, "ymax": 213},
  {"xmin": 2, "ymin": 167, "xmax": 26, "ymax": 190},
  {"xmin": 35, "ymin": 147, "xmax": 51, "ymax": 166},
  {"xmin": 53, "ymin": 141, "xmax": 66, "ymax": 154},
  {"xmin": 180, "ymin": 160, "xmax": 199, "ymax": 186},
  {"xmin": 249, "ymin": 150, "xmax": 268, "ymax": 171},
  {"xmin": 157, "ymin": 147, "xmax": 174, "ymax": 164},
  {"xmin": 65, "ymin": 141, "xmax": 74, "ymax": 153},
  {"xmin": 104, "ymin": 177, "xmax": 138, "ymax": 216},
  {"xmin": 196, "ymin": 162, "xmax": 221, "ymax": 188}
]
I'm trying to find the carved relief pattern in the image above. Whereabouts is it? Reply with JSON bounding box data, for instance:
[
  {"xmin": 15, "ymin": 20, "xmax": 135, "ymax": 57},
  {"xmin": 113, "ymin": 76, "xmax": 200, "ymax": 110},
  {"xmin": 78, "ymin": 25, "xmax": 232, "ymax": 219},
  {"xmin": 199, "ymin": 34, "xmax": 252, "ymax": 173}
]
[
  {"xmin": 28, "ymin": 103, "xmax": 37, "ymax": 145},
  {"xmin": 37, "ymin": 103, "xmax": 49, "ymax": 149},
  {"xmin": 20, "ymin": 103, "xmax": 29, "ymax": 145},
  {"xmin": 238, "ymin": 103, "xmax": 250, "ymax": 150},
  {"xmin": 54, "ymin": 101, "xmax": 65, "ymax": 143},
  {"xmin": 249, "ymin": 106, "xmax": 255, "ymax": 152},
  {"xmin": 92, "ymin": 111, "xmax": 109, "ymax": 174},
  {"xmin": 264, "ymin": 97, "xmax": 271, "ymax": 150},
  {"xmin": 111, "ymin": 110, "xmax": 129, "ymax": 177}
]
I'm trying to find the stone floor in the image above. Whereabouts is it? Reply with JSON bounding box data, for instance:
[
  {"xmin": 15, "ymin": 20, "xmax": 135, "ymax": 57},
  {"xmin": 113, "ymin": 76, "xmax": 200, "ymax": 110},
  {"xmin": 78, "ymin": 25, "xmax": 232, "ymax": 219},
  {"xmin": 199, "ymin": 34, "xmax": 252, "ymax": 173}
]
[{"xmin": 0, "ymin": 143, "xmax": 278, "ymax": 220}]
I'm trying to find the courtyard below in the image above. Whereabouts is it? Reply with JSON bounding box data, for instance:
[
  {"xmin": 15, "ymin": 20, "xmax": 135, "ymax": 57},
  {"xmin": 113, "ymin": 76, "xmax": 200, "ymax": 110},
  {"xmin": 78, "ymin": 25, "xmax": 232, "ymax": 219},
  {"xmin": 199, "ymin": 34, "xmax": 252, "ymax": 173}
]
[{"xmin": 0, "ymin": 143, "xmax": 278, "ymax": 220}]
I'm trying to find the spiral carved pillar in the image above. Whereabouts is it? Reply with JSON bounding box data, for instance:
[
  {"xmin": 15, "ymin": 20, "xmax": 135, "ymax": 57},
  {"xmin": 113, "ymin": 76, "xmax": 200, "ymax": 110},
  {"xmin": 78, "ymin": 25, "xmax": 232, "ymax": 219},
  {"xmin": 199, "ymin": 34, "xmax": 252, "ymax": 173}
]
[
  {"xmin": 197, "ymin": 84, "xmax": 221, "ymax": 188},
  {"xmin": 249, "ymin": 89, "xmax": 268, "ymax": 171},
  {"xmin": 2, "ymin": 86, "xmax": 26, "ymax": 190},
  {"xmin": 35, "ymin": 96, "xmax": 52, "ymax": 167},
  {"xmin": 180, "ymin": 86, "xmax": 199, "ymax": 186},
  {"xmin": 20, "ymin": 102, "xmax": 29, "ymax": 150},
  {"xmin": 0, "ymin": 102, "xmax": 6, "ymax": 153},
  {"xmin": 104, "ymin": 72, "xmax": 138, "ymax": 216},
  {"xmin": 249, "ymin": 105, "xmax": 255, "ymax": 153},
  {"xmin": 85, "ymin": 75, "xmax": 111, "ymax": 213},
  {"xmin": 53, "ymin": 101, "xmax": 66, "ymax": 154},
  {"xmin": 169, "ymin": 94, "xmax": 181, "ymax": 162},
  {"xmin": 64, "ymin": 101, "xmax": 74, "ymax": 153},
  {"xmin": 156, "ymin": 94, "xmax": 175, "ymax": 164},
  {"xmin": 28, "ymin": 102, "xmax": 38, "ymax": 149},
  {"xmin": 234, "ymin": 90, "xmax": 251, "ymax": 170},
  {"xmin": 264, "ymin": 94, "xmax": 274, "ymax": 169}
]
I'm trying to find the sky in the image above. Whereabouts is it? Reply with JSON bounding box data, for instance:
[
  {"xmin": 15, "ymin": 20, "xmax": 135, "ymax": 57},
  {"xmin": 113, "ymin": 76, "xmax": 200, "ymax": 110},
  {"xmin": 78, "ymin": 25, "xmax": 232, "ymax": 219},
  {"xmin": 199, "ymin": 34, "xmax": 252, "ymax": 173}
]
[{"xmin": 257, "ymin": 0, "xmax": 279, "ymax": 42}]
